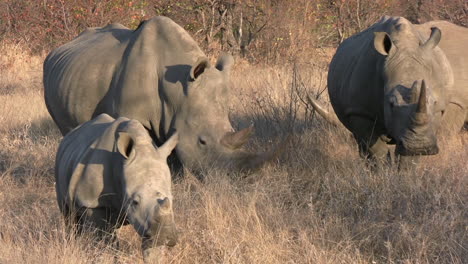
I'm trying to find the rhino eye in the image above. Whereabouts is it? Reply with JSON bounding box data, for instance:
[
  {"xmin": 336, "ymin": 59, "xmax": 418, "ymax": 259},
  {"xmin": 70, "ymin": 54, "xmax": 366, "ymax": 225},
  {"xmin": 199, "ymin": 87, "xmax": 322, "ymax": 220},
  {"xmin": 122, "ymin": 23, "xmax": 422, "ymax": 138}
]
[
  {"xmin": 198, "ymin": 137, "xmax": 207, "ymax": 146},
  {"xmin": 131, "ymin": 195, "xmax": 141, "ymax": 207},
  {"xmin": 388, "ymin": 96, "xmax": 398, "ymax": 108}
]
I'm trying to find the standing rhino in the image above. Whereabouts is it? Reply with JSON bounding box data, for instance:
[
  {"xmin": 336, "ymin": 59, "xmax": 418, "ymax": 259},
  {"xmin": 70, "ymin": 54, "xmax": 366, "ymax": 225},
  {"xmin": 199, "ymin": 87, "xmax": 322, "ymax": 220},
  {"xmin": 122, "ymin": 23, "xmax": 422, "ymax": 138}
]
[
  {"xmin": 309, "ymin": 16, "xmax": 468, "ymax": 165},
  {"xmin": 44, "ymin": 16, "xmax": 280, "ymax": 174},
  {"xmin": 55, "ymin": 113, "xmax": 179, "ymax": 261}
]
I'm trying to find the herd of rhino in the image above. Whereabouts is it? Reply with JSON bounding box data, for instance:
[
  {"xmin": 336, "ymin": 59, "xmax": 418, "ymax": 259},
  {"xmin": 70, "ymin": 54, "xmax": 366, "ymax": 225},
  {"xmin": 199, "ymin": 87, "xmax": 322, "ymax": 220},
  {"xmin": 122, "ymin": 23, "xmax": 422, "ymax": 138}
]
[{"xmin": 42, "ymin": 16, "xmax": 467, "ymax": 261}]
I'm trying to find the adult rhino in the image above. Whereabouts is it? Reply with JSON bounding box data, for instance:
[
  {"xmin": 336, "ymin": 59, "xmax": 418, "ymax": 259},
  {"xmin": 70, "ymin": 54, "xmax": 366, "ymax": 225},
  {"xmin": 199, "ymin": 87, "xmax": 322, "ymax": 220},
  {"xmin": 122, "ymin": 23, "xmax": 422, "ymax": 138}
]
[
  {"xmin": 309, "ymin": 16, "xmax": 468, "ymax": 165},
  {"xmin": 55, "ymin": 114, "xmax": 179, "ymax": 262},
  {"xmin": 44, "ymin": 16, "xmax": 280, "ymax": 174}
]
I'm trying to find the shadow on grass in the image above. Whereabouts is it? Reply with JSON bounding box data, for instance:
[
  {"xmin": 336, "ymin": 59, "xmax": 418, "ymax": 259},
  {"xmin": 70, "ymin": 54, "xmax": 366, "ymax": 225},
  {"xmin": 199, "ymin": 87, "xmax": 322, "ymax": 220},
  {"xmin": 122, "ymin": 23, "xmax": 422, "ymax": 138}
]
[{"xmin": 229, "ymin": 109, "xmax": 355, "ymax": 173}]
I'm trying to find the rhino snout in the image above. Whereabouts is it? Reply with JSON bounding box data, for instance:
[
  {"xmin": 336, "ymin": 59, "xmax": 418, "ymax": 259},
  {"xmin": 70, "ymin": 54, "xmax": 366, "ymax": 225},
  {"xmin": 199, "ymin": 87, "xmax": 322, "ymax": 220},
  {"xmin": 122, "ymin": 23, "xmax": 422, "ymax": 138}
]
[
  {"xmin": 142, "ymin": 223, "xmax": 178, "ymax": 248},
  {"xmin": 144, "ymin": 213, "xmax": 178, "ymax": 247},
  {"xmin": 395, "ymin": 134, "xmax": 439, "ymax": 156}
]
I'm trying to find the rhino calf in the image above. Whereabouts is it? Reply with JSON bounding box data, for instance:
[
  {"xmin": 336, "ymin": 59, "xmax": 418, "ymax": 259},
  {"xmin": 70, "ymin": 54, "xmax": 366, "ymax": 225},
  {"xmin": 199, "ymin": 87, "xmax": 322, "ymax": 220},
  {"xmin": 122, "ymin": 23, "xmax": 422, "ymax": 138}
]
[{"xmin": 55, "ymin": 113, "xmax": 179, "ymax": 261}]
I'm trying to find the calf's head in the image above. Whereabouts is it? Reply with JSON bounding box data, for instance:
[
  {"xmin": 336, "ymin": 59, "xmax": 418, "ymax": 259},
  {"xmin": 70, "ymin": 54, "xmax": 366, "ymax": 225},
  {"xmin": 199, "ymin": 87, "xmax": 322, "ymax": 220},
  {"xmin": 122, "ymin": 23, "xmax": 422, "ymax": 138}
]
[{"xmin": 114, "ymin": 122, "xmax": 179, "ymax": 254}]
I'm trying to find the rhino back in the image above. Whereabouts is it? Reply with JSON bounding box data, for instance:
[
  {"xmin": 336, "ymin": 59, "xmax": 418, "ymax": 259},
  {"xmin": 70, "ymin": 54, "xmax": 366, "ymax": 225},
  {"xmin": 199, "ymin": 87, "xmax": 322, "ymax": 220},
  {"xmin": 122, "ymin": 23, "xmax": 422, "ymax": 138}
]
[
  {"xmin": 417, "ymin": 21, "xmax": 468, "ymax": 109},
  {"xmin": 55, "ymin": 114, "xmax": 127, "ymax": 210},
  {"xmin": 44, "ymin": 24, "xmax": 132, "ymax": 131},
  {"xmin": 328, "ymin": 19, "xmax": 388, "ymax": 129},
  {"xmin": 44, "ymin": 16, "xmax": 205, "ymax": 137},
  {"xmin": 109, "ymin": 16, "xmax": 205, "ymax": 136}
]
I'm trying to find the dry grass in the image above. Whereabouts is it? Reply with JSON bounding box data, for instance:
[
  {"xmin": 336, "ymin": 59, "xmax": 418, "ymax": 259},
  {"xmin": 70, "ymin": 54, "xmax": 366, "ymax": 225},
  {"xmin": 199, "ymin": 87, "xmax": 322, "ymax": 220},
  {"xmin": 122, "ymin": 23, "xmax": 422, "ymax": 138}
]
[{"xmin": 0, "ymin": 43, "xmax": 467, "ymax": 264}]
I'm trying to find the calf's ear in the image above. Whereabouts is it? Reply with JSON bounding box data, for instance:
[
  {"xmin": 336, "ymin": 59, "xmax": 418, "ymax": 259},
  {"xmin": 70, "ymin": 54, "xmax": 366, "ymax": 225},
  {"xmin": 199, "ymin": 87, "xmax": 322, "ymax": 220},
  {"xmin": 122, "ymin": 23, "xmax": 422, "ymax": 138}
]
[
  {"xmin": 158, "ymin": 132, "xmax": 179, "ymax": 159},
  {"xmin": 215, "ymin": 53, "xmax": 234, "ymax": 73},
  {"xmin": 116, "ymin": 132, "xmax": 136, "ymax": 160},
  {"xmin": 190, "ymin": 57, "xmax": 210, "ymax": 80}
]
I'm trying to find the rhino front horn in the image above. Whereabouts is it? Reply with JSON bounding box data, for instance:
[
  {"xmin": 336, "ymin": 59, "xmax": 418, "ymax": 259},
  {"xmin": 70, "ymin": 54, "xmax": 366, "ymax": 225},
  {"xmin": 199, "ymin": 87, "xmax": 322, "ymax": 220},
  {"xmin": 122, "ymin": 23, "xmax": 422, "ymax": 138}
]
[
  {"xmin": 413, "ymin": 80, "xmax": 429, "ymax": 125},
  {"xmin": 221, "ymin": 126, "xmax": 254, "ymax": 150},
  {"xmin": 416, "ymin": 80, "xmax": 427, "ymax": 114},
  {"xmin": 157, "ymin": 197, "xmax": 171, "ymax": 214},
  {"xmin": 235, "ymin": 135, "xmax": 291, "ymax": 172}
]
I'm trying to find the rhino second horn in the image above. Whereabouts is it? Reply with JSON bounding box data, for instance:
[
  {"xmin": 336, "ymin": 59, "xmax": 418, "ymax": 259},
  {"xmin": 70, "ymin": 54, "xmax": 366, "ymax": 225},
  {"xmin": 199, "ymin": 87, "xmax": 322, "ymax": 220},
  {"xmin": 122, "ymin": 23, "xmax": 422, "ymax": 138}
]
[{"xmin": 220, "ymin": 126, "xmax": 254, "ymax": 150}]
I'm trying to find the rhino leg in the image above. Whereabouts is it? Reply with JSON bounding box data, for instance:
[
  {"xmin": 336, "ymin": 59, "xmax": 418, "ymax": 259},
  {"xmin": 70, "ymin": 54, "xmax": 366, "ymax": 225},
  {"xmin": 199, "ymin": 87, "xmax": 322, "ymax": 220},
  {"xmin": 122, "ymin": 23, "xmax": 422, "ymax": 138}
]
[
  {"xmin": 60, "ymin": 203, "xmax": 81, "ymax": 235},
  {"xmin": 76, "ymin": 207, "xmax": 119, "ymax": 245},
  {"xmin": 349, "ymin": 116, "xmax": 391, "ymax": 169},
  {"xmin": 440, "ymin": 103, "xmax": 468, "ymax": 135},
  {"xmin": 397, "ymin": 155, "xmax": 420, "ymax": 171}
]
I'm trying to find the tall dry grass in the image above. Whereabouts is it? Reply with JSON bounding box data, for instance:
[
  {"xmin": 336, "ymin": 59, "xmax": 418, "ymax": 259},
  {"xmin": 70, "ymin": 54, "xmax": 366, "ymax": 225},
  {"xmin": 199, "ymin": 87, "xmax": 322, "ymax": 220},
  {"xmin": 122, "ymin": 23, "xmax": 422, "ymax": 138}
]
[{"xmin": 0, "ymin": 43, "xmax": 467, "ymax": 263}]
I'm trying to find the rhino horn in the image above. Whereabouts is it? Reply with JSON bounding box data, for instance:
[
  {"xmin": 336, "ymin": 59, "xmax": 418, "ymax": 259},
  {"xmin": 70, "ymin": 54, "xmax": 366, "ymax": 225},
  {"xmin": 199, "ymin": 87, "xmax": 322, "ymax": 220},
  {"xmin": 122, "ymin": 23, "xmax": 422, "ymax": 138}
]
[
  {"xmin": 410, "ymin": 80, "xmax": 420, "ymax": 103},
  {"xmin": 416, "ymin": 80, "xmax": 427, "ymax": 114},
  {"xmin": 157, "ymin": 197, "xmax": 171, "ymax": 213},
  {"xmin": 307, "ymin": 95, "xmax": 341, "ymax": 126},
  {"xmin": 235, "ymin": 135, "xmax": 291, "ymax": 172},
  {"xmin": 221, "ymin": 126, "xmax": 254, "ymax": 150},
  {"xmin": 413, "ymin": 80, "xmax": 429, "ymax": 125},
  {"xmin": 422, "ymin": 27, "xmax": 441, "ymax": 50}
]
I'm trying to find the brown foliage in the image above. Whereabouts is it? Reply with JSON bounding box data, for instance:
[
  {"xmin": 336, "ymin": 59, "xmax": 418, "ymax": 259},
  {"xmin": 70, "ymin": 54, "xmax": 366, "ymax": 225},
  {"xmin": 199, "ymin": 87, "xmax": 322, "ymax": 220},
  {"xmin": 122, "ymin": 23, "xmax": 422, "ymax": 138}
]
[{"xmin": 1, "ymin": 0, "xmax": 466, "ymax": 62}]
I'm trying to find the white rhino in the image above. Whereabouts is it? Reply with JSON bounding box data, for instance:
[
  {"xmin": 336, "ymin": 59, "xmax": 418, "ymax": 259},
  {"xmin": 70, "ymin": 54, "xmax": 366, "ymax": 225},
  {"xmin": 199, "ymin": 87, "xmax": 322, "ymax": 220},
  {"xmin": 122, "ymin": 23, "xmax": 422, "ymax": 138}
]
[
  {"xmin": 44, "ymin": 16, "xmax": 281, "ymax": 174},
  {"xmin": 55, "ymin": 113, "xmax": 178, "ymax": 261},
  {"xmin": 310, "ymin": 16, "xmax": 468, "ymax": 165}
]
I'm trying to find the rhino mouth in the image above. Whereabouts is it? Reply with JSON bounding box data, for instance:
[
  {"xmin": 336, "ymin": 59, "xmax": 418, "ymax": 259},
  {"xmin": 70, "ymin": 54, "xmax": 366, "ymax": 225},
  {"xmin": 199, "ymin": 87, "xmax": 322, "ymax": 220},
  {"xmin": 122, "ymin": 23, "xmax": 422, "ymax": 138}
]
[
  {"xmin": 395, "ymin": 143, "xmax": 439, "ymax": 156},
  {"xmin": 142, "ymin": 231, "xmax": 178, "ymax": 248}
]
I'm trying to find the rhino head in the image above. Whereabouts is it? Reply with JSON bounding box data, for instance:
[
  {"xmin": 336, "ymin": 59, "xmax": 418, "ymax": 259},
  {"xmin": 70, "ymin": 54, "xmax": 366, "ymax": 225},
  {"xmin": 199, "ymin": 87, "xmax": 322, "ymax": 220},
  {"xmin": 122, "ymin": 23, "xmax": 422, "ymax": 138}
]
[
  {"xmin": 169, "ymin": 54, "xmax": 283, "ymax": 174},
  {"xmin": 374, "ymin": 26, "xmax": 452, "ymax": 156},
  {"xmin": 114, "ymin": 124, "xmax": 179, "ymax": 257}
]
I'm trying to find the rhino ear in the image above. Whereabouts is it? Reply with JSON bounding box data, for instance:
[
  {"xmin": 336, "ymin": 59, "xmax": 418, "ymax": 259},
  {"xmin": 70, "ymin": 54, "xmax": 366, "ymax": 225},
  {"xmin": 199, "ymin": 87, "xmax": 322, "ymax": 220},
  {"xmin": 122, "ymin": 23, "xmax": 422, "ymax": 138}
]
[
  {"xmin": 158, "ymin": 132, "xmax": 178, "ymax": 159},
  {"xmin": 215, "ymin": 53, "xmax": 234, "ymax": 73},
  {"xmin": 116, "ymin": 132, "xmax": 136, "ymax": 160},
  {"xmin": 190, "ymin": 57, "xmax": 210, "ymax": 80},
  {"xmin": 374, "ymin": 32, "xmax": 393, "ymax": 56},
  {"xmin": 421, "ymin": 27, "xmax": 441, "ymax": 50}
]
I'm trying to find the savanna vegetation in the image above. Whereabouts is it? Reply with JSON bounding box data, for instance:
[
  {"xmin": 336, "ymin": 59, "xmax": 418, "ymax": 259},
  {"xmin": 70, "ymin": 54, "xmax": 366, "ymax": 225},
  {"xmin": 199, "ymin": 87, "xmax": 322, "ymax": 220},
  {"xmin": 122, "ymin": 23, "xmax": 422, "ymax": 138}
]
[{"xmin": 0, "ymin": 1, "xmax": 467, "ymax": 263}]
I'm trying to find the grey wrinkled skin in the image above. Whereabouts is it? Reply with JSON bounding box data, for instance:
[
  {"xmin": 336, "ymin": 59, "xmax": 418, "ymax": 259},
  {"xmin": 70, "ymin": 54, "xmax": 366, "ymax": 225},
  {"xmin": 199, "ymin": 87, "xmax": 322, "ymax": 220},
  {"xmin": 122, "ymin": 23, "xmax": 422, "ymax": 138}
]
[
  {"xmin": 55, "ymin": 113, "xmax": 178, "ymax": 261},
  {"xmin": 324, "ymin": 16, "xmax": 468, "ymax": 165},
  {"xmin": 44, "ymin": 16, "xmax": 280, "ymax": 175}
]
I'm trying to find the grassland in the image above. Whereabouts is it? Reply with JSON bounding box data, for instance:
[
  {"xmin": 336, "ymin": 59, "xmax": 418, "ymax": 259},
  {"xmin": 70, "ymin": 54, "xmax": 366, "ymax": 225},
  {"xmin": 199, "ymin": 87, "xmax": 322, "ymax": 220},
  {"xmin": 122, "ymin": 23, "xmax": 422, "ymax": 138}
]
[{"xmin": 0, "ymin": 42, "xmax": 466, "ymax": 264}]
